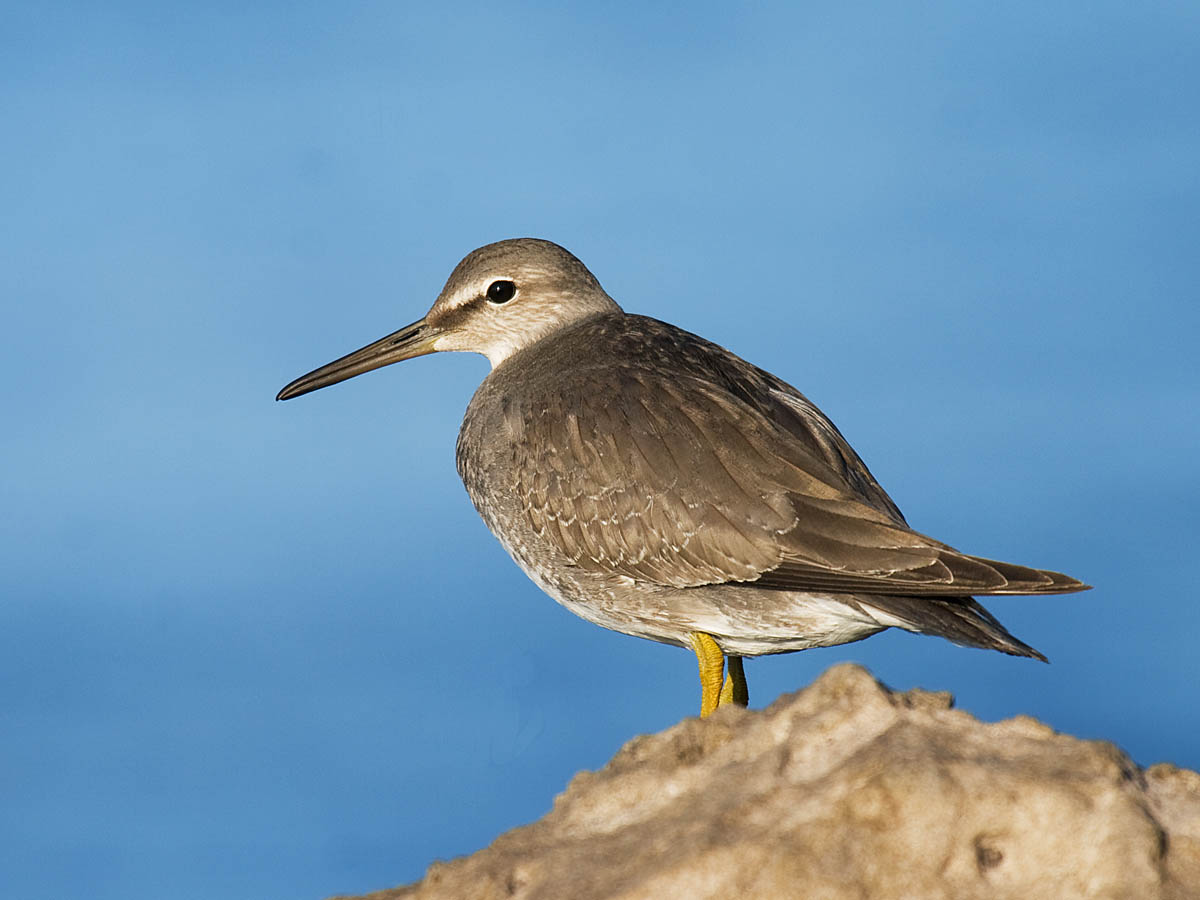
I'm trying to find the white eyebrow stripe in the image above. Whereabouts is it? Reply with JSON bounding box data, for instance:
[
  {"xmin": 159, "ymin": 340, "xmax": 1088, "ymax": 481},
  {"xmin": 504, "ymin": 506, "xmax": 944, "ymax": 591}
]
[{"xmin": 444, "ymin": 285, "xmax": 482, "ymax": 311}]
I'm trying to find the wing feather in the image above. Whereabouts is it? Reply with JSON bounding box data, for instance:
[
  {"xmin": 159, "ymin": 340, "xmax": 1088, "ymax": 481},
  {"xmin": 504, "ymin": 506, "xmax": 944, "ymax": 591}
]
[{"xmin": 506, "ymin": 318, "xmax": 1087, "ymax": 597}]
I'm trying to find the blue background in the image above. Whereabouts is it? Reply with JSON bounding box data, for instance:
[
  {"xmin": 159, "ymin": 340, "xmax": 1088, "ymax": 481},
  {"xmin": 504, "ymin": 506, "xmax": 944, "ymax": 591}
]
[{"xmin": 3, "ymin": 3, "xmax": 1198, "ymax": 898}]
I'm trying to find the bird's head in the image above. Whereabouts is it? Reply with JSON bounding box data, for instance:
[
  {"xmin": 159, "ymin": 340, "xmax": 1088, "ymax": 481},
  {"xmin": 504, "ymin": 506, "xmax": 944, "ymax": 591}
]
[{"xmin": 276, "ymin": 238, "xmax": 620, "ymax": 401}]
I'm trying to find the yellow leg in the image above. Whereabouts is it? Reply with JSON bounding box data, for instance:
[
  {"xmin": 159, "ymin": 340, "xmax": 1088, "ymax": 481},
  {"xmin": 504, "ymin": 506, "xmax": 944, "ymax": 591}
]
[
  {"xmin": 720, "ymin": 655, "xmax": 748, "ymax": 708},
  {"xmin": 689, "ymin": 632, "xmax": 726, "ymax": 718}
]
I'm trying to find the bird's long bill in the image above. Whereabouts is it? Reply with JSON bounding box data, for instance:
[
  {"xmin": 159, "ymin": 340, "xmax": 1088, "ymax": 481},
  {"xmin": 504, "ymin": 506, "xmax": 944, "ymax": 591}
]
[{"xmin": 276, "ymin": 318, "xmax": 439, "ymax": 401}]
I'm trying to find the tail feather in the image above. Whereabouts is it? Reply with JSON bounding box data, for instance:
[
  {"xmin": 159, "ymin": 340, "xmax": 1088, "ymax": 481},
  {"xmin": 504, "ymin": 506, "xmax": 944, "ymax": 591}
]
[{"xmin": 859, "ymin": 594, "xmax": 1048, "ymax": 662}]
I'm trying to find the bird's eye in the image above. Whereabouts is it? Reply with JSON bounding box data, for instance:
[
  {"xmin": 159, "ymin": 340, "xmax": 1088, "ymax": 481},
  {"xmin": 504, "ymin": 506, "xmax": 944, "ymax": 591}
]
[{"xmin": 486, "ymin": 280, "xmax": 516, "ymax": 304}]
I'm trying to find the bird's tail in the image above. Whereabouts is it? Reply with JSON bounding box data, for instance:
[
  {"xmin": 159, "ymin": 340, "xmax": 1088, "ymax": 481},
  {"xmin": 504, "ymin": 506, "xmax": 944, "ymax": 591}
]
[{"xmin": 859, "ymin": 595, "xmax": 1048, "ymax": 662}]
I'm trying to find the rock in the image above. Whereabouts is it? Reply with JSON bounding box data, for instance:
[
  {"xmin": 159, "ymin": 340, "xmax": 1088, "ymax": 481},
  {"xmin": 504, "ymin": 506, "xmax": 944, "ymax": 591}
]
[{"xmin": 339, "ymin": 664, "xmax": 1200, "ymax": 900}]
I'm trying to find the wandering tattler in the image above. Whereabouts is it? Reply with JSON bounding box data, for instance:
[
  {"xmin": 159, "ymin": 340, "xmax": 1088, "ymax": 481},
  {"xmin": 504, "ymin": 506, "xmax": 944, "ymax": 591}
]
[{"xmin": 277, "ymin": 238, "xmax": 1089, "ymax": 717}]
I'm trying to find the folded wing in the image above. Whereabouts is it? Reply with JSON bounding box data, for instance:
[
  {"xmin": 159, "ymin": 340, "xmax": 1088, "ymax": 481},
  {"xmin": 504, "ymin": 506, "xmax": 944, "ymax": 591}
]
[{"xmin": 508, "ymin": 324, "xmax": 1087, "ymax": 598}]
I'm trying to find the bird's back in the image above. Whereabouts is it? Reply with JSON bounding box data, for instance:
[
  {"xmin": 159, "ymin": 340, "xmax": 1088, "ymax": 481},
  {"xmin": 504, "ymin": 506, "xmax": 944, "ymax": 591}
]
[{"xmin": 459, "ymin": 311, "xmax": 904, "ymax": 519}]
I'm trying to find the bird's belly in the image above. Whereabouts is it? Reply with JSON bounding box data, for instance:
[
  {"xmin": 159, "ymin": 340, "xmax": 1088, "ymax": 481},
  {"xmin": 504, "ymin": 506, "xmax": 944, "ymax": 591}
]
[
  {"xmin": 503, "ymin": 529, "xmax": 889, "ymax": 655},
  {"xmin": 465, "ymin": 482, "xmax": 889, "ymax": 654}
]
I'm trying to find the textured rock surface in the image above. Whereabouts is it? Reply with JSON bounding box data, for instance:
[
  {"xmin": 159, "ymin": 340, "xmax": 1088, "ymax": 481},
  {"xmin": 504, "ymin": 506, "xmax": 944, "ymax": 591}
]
[{"xmin": 340, "ymin": 664, "xmax": 1200, "ymax": 900}]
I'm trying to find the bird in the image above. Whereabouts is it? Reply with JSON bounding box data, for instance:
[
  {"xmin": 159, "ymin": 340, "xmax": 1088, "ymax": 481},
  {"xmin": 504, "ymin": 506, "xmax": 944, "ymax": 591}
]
[{"xmin": 277, "ymin": 238, "xmax": 1089, "ymax": 718}]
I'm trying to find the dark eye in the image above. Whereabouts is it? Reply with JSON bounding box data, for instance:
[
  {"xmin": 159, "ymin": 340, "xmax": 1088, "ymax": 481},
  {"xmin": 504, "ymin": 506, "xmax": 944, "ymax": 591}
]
[{"xmin": 486, "ymin": 280, "xmax": 516, "ymax": 304}]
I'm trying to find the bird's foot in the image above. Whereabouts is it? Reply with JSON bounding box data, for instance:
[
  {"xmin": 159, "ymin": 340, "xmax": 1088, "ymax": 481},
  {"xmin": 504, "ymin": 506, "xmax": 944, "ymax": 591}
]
[
  {"xmin": 721, "ymin": 654, "xmax": 748, "ymax": 708},
  {"xmin": 689, "ymin": 632, "xmax": 748, "ymax": 717}
]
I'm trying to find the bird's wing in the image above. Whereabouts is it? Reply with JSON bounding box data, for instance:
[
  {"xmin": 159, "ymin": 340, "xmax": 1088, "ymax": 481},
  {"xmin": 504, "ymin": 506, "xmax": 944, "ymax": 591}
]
[{"xmin": 507, "ymin": 344, "xmax": 1084, "ymax": 597}]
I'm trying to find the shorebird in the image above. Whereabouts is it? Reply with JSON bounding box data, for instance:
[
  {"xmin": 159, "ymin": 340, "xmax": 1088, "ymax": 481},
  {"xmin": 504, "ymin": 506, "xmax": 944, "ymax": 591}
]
[{"xmin": 277, "ymin": 239, "xmax": 1089, "ymax": 717}]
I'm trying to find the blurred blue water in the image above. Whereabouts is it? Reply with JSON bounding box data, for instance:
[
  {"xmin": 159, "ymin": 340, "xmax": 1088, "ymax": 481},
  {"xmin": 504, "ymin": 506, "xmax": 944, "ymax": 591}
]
[{"xmin": 2, "ymin": 2, "xmax": 1198, "ymax": 898}]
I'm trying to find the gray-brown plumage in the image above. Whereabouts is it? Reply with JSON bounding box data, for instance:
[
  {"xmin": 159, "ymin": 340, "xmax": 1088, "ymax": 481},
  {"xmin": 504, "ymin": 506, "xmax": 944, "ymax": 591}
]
[{"xmin": 278, "ymin": 238, "xmax": 1089, "ymax": 709}]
